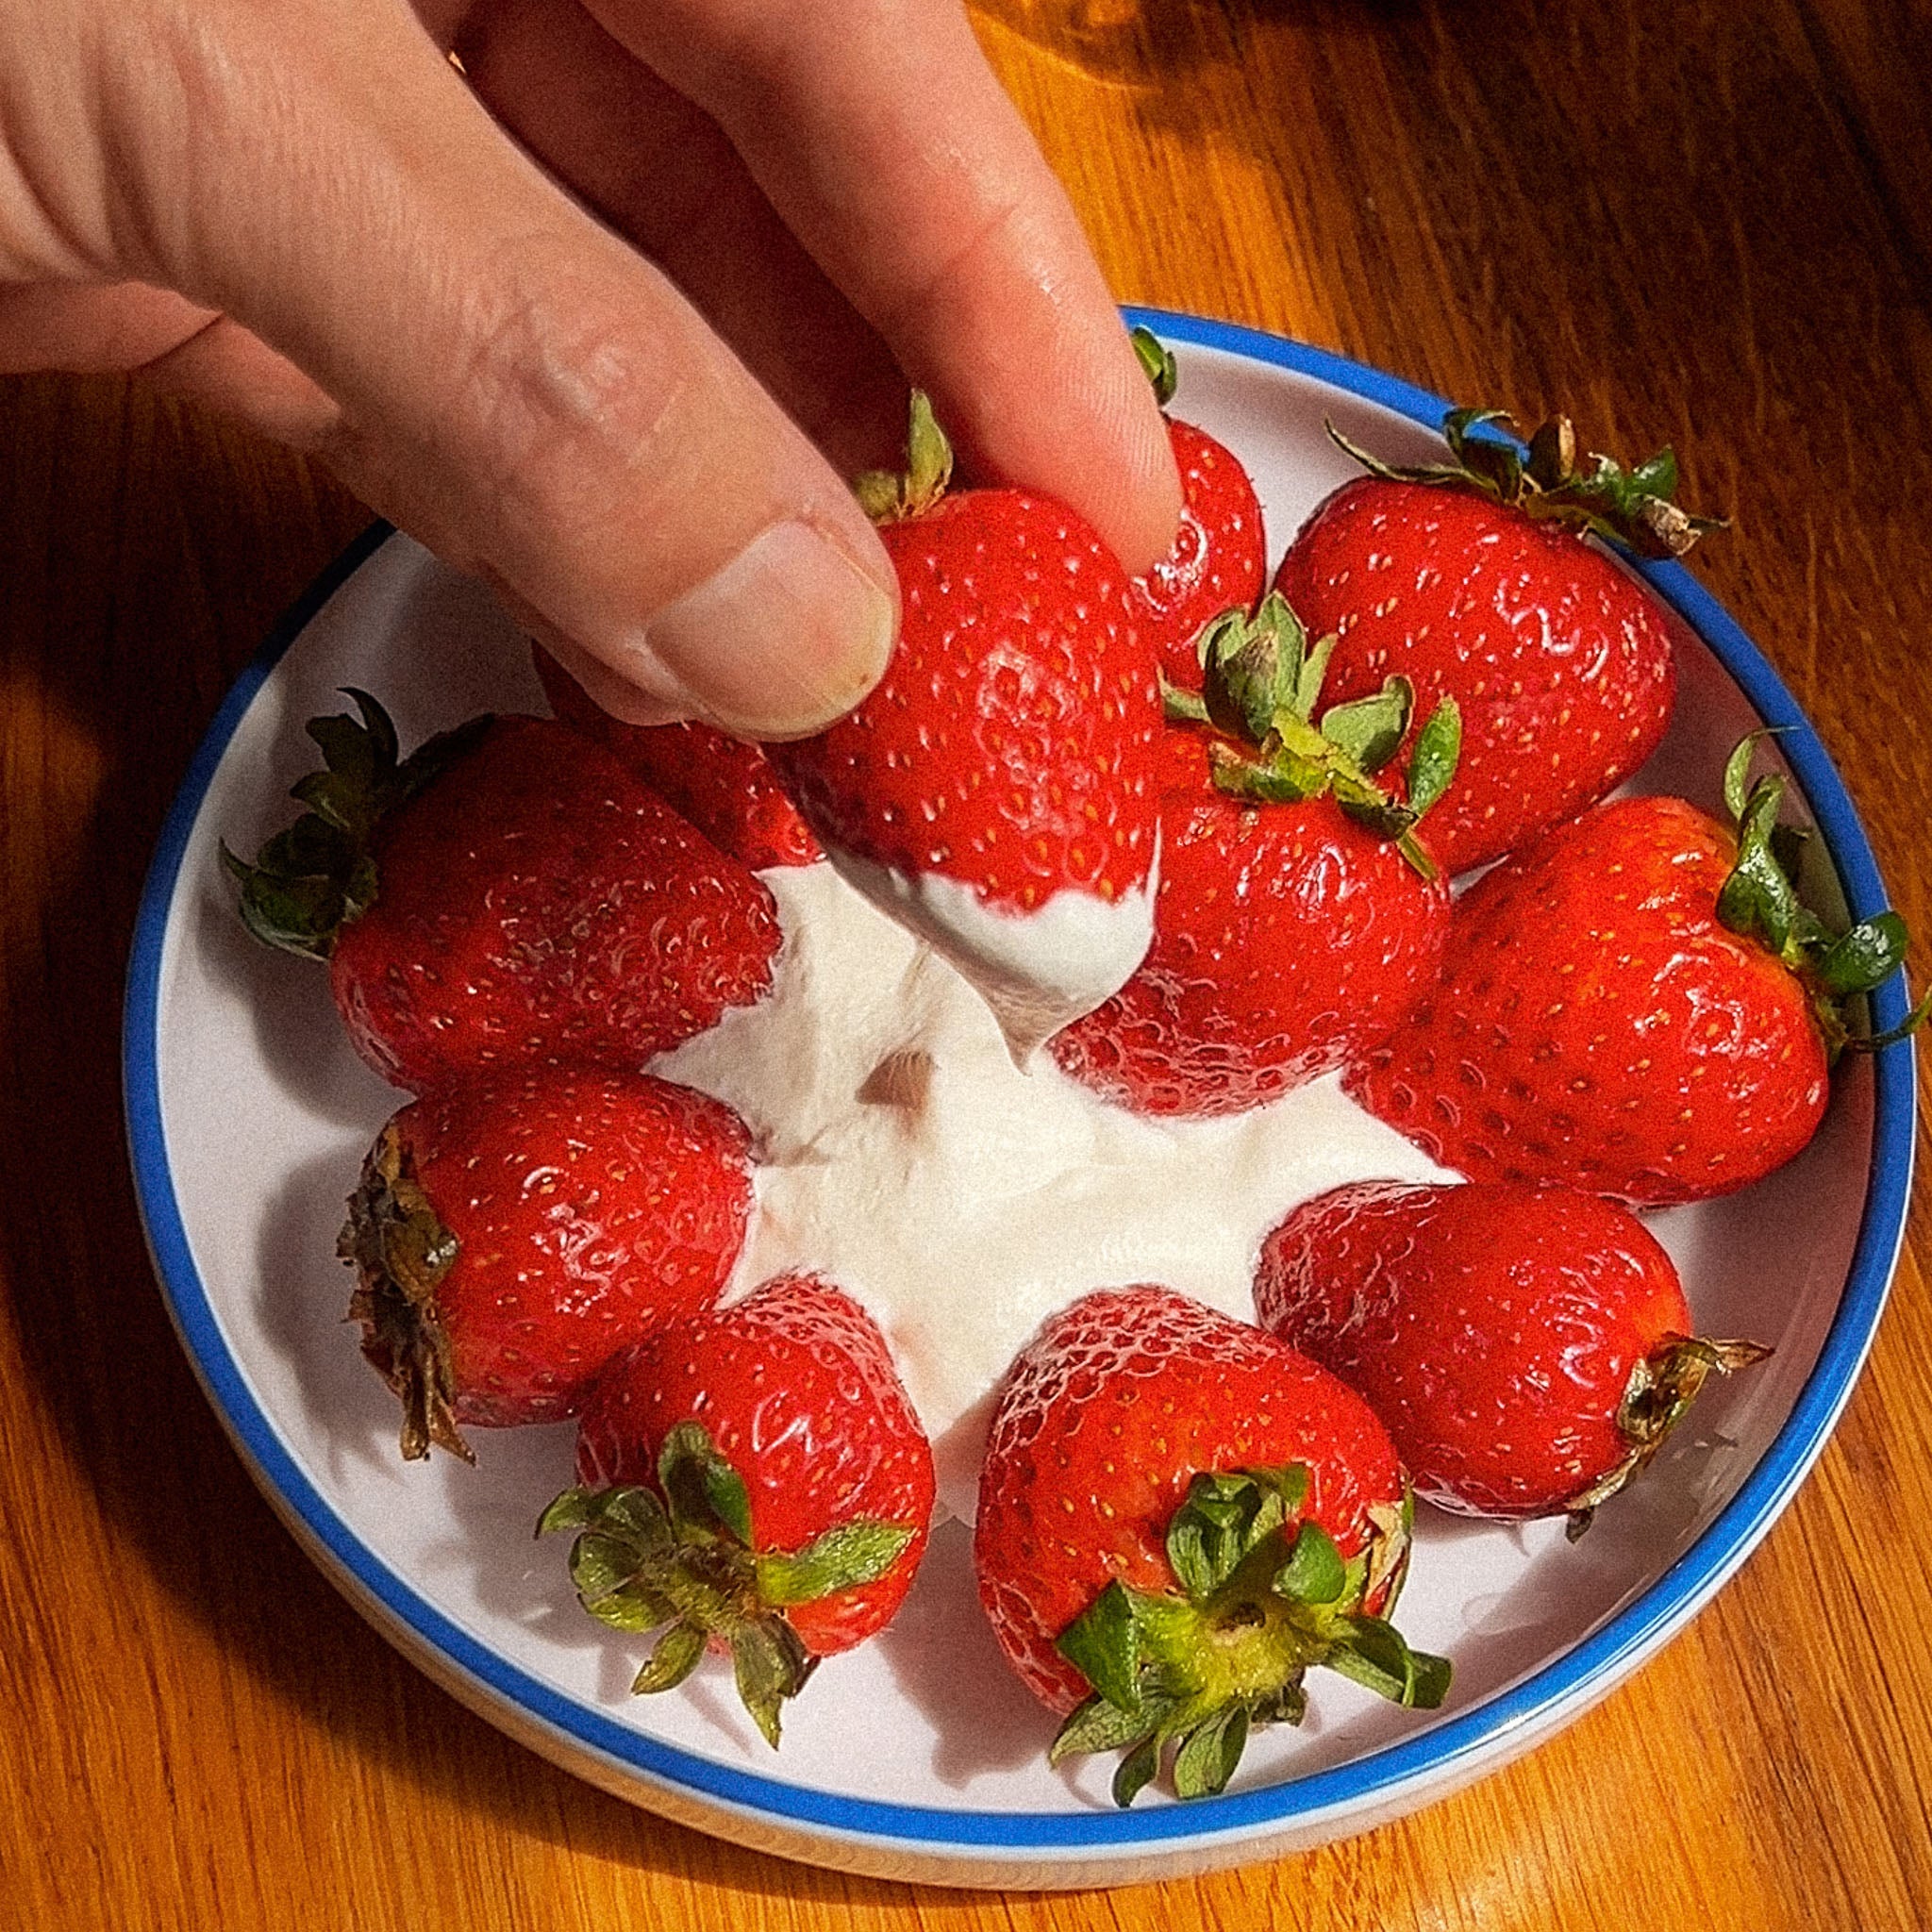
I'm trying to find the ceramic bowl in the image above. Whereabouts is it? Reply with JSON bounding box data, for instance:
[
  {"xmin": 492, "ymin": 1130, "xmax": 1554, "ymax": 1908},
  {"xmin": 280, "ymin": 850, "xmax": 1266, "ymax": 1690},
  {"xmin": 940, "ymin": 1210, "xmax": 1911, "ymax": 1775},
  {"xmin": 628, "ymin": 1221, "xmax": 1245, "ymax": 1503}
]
[{"xmin": 125, "ymin": 311, "xmax": 1917, "ymax": 1889}]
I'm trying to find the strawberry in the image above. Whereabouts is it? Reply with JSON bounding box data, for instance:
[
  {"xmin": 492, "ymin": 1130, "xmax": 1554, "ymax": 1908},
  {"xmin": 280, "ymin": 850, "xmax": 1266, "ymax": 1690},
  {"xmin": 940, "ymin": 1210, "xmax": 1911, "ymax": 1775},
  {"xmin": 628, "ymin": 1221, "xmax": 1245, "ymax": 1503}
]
[
  {"xmin": 1254, "ymin": 1179, "xmax": 1769, "ymax": 1530},
  {"xmin": 1125, "ymin": 326, "xmax": 1267, "ymax": 690},
  {"xmin": 1051, "ymin": 593, "xmax": 1457, "ymax": 1117},
  {"xmin": 340, "ymin": 1065, "xmax": 755, "ymax": 1461},
  {"xmin": 542, "ymin": 1273, "xmax": 935, "ymax": 1745},
  {"xmin": 225, "ymin": 695, "xmax": 781, "ymax": 1091},
  {"xmin": 1349, "ymin": 741, "xmax": 1924, "ymax": 1203},
  {"xmin": 533, "ymin": 643, "xmax": 822, "ymax": 871},
  {"xmin": 974, "ymin": 1286, "xmax": 1448, "ymax": 1806},
  {"xmin": 764, "ymin": 396, "xmax": 1162, "ymax": 1057},
  {"xmin": 1274, "ymin": 408, "xmax": 1721, "ymax": 874}
]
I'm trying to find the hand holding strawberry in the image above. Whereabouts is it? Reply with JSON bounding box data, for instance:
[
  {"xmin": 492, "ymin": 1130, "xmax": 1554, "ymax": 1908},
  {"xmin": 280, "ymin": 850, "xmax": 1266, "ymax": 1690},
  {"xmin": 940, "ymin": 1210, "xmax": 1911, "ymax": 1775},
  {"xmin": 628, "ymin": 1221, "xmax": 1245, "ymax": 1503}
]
[
  {"xmin": 767, "ymin": 397, "xmax": 1163, "ymax": 1059},
  {"xmin": 544, "ymin": 1274, "xmax": 935, "ymax": 1745}
]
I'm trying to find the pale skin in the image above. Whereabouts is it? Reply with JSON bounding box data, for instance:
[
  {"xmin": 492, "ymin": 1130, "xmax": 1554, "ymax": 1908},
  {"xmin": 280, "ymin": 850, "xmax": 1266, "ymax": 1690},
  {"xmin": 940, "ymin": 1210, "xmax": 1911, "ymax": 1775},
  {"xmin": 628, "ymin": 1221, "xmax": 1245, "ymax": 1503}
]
[{"xmin": 0, "ymin": 0, "xmax": 1181, "ymax": 736}]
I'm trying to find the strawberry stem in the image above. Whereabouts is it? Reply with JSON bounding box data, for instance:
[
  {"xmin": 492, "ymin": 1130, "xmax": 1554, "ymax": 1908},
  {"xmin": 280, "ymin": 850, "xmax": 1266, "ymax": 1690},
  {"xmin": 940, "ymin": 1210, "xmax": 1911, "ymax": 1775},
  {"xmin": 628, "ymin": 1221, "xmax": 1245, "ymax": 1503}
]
[
  {"xmin": 1169, "ymin": 592, "xmax": 1460, "ymax": 879},
  {"xmin": 1130, "ymin": 325, "xmax": 1179, "ymax": 408},
  {"xmin": 223, "ymin": 691, "xmax": 491, "ymax": 959},
  {"xmin": 1714, "ymin": 736, "xmax": 1926, "ymax": 1057},
  {"xmin": 1326, "ymin": 408, "xmax": 1726, "ymax": 560},
  {"xmin": 540, "ymin": 1422, "xmax": 918, "ymax": 1747},
  {"xmin": 1562, "ymin": 1332, "xmax": 1771, "ymax": 1538},
  {"xmin": 340, "ymin": 1123, "xmax": 469, "ymax": 1464},
  {"xmin": 1050, "ymin": 1464, "xmax": 1448, "ymax": 1804},
  {"xmin": 854, "ymin": 392, "xmax": 954, "ymax": 524}
]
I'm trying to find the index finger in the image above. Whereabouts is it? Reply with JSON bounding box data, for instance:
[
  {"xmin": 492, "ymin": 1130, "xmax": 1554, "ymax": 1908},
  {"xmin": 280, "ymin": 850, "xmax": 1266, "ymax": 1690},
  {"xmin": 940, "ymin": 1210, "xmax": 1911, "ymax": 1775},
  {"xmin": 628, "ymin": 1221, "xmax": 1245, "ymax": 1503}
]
[{"xmin": 582, "ymin": 0, "xmax": 1181, "ymax": 574}]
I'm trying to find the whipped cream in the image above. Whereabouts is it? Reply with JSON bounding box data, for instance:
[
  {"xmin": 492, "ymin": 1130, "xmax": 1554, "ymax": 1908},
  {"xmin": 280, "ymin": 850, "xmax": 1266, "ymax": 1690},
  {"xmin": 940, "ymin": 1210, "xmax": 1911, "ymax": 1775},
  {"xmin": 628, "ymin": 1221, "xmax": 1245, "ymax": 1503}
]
[
  {"xmin": 816, "ymin": 840, "xmax": 1158, "ymax": 1064},
  {"xmin": 655, "ymin": 863, "xmax": 1457, "ymax": 1524}
]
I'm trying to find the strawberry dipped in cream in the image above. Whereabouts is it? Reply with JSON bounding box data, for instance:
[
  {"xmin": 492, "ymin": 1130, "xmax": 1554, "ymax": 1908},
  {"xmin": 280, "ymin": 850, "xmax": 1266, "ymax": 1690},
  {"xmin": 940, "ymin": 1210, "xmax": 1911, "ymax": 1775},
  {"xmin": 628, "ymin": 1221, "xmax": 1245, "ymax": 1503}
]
[{"xmin": 766, "ymin": 396, "xmax": 1162, "ymax": 1062}]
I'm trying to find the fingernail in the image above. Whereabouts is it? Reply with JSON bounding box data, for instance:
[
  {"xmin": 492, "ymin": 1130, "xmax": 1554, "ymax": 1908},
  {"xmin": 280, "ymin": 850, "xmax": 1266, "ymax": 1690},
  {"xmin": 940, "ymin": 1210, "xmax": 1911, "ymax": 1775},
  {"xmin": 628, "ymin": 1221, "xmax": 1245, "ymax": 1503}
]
[{"xmin": 635, "ymin": 521, "xmax": 897, "ymax": 737}]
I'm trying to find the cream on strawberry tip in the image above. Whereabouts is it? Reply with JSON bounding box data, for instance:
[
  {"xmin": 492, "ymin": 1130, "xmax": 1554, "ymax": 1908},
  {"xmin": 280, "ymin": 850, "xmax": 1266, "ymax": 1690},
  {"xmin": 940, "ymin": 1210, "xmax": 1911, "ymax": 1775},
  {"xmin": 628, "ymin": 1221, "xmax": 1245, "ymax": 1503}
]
[
  {"xmin": 818, "ymin": 834, "xmax": 1159, "ymax": 1064},
  {"xmin": 764, "ymin": 390, "xmax": 1167, "ymax": 1063}
]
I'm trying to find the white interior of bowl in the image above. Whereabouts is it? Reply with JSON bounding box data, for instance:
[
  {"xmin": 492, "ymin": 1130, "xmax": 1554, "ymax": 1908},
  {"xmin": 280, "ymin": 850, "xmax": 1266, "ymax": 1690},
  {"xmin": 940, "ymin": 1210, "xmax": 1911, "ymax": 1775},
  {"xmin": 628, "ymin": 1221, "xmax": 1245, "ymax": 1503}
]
[{"xmin": 144, "ymin": 345, "xmax": 1874, "ymax": 1830}]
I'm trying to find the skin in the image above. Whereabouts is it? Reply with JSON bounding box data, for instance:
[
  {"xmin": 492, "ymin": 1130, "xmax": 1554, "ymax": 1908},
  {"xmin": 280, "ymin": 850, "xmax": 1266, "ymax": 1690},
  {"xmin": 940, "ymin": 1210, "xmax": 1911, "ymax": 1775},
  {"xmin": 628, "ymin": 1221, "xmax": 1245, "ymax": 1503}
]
[{"xmin": 0, "ymin": 0, "xmax": 1179, "ymax": 737}]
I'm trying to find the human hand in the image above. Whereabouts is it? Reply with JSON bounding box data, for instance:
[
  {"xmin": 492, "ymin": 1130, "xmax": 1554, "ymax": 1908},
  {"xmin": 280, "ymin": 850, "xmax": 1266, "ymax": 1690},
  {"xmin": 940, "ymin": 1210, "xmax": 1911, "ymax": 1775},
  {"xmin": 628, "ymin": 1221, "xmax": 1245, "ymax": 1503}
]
[{"xmin": 0, "ymin": 0, "xmax": 1179, "ymax": 735}]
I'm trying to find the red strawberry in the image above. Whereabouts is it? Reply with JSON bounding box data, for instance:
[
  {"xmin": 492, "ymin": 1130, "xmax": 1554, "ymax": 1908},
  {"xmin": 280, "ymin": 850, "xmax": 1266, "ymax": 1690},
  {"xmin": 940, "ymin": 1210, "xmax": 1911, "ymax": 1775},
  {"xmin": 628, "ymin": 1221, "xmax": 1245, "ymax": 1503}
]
[
  {"xmin": 1254, "ymin": 1179, "xmax": 1769, "ymax": 1528},
  {"xmin": 1052, "ymin": 595, "xmax": 1456, "ymax": 1117},
  {"xmin": 974, "ymin": 1286, "xmax": 1448, "ymax": 1806},
  {"xmin": 340, "ymin": 1066, "xmax": 755, "ymax": 1460},
  {"xmin": 1126, "ymin": 327, "xmax": 1267, "ymax": 688},
  {"xmin": 226, "ymin": 696, "xmax": 781, "ymax": 1091},
  {"xmin": 1274, "ymin": 408, "xmax": 1719, "ymax": 874},
  {"xmin": 543, "ymin": 1273, "xmax": 935, "ymax": 1745},
  {"xmin": 1349, "ymin": 745, "xmax": 1921, "ymax": 1203},
  {"xmin": 765, "ymin": 396, "xmax": 1162, "ymax": 1057},
  {"xmin": 533, "ymin": 643, "xmax": 822, "ymax": 871}
]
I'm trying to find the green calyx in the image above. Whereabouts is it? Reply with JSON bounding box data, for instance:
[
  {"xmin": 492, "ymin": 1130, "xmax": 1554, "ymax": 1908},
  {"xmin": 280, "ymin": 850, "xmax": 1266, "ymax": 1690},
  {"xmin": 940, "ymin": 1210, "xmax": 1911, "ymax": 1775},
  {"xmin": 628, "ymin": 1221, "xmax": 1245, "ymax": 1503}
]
[
  {"xmin": 1329, "ymin": 407, "xmax": 1726, "ymax": 560},
  {"xmin": 340, "ymin": 1122, "xmax": 468, "ymax": 1465},
  {"xmin": 1130, "ymin": 325, "xmax": 1178, "ymax": 408},
  {"xmin": 854, "ymin": 391, "xmax": 955, "ymax": 524},
  {"xmin": 1563, "ymin": 1332, "xmax": 1773, "ymax": 1540},
  {"xmin": 1050, "ymin": 1463, "xmax": 1450, "ymax": 1807},
  {"xmin": 222, "ymin": 690, "xmax": 491, "ymax": 959},
  {"xmin": 1163, "ymin": 591, "xmax": 1462, "ymax": 881},
  {"xmin": 539, "ymin": 1421, "xmax": 918, "ymax": 1747},
  {"xmin": 1714, "ymin": 733, "xmax": 1932, "ymax": 1056}
]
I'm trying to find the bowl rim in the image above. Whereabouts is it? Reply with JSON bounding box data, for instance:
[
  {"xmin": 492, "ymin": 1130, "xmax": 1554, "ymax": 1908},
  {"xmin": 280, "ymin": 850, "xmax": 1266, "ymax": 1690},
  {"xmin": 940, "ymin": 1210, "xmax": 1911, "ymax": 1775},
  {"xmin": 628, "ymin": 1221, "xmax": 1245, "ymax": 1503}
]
[{"xmin": 122, "ymin": 308, "xmax": 1918, "ymax": 1862}]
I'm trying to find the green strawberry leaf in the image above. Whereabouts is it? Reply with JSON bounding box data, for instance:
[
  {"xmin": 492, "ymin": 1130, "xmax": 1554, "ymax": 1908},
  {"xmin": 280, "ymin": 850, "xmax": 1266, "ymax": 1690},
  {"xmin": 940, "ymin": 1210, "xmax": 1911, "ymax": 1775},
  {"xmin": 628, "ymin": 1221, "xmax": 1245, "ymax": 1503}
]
[
  {"xmin": 1630, "ymin": 447, "xmax": 1680, "ymax": 501},
  {"xmin": 567, "ymin": 1535, "xmax": 677, "ymax": 1634},
  {"xmin": 755, "ymin": 1521, "xmax": 916, "ymax": 1606},
  {"xmin": 1319, "ymin": 677, "xmax": 1412, "ymax": 774},
  {"xmin": 632, "ymin": 1619, "xmax": 707, "ymax": 1695},
  {"xmin": 1131, "ymin": 325, "xmax": 1179, "ymax": 408},
  {"xmin": 658, "ymin": 1421, "xmax": 754, "ymax": 1544},
  {"xmin": 1273, "ymin": 1521, "xmax": 1347, "ymax": 1608},
  {"xmin": 1406, "ymin": 697, "xmax": 1463, "ymax": 821},
  {"xmin": 1208, "ymin": 739, "xmax": 1327, "ymax": 805},
  {"xmin": 1165, "ymin": 1468, "xmax": 1294, "ymax": 1601},
  {"xmin": 1326, "ymin": 1616, "xmax": 1452, "ymax": 1708},
  {"xmin": 730, "ymin": 1617, "xmax": 817, "ymax": 1749},
  {"xmin": 1056, "ymin": 1581, "xmax": 1143, "ymax": 1713},
  {"xmin": 1816, "ymin": 913, "xmax": 1910, "ymax": 996},
  {"xmin": 1160, "ymin": 674, "xmax": 1211, "ymax": 724},
  {"xmin": 1050, "ymin": 1693, "xmax": 1161, "ymax": 1766},
  {"xmin": 1715, "ymin": 774, "xmax": 1800, "ymax": 954},
  {"xmin": 1111, "ymin": 1734, "xmax": 1163, "ymax": 1810},
  {"xmin": 1294, "ymin": 629, "xmax": 1340, "ymax": 722},
  {"xmin": 536, "ymin": 1486, "xmax": 601, "ymax": 1538},
  {"xmin": 1172, "ymin": 1705, "xmax": 1250, "ymax": 1801},
  {"xmin": 225, "ymin": 694, "xmax": 489, "ymax": 960},
  {"xmin": 1202, "ymin": 595, "xmax": 1307, "ymax": 743}
]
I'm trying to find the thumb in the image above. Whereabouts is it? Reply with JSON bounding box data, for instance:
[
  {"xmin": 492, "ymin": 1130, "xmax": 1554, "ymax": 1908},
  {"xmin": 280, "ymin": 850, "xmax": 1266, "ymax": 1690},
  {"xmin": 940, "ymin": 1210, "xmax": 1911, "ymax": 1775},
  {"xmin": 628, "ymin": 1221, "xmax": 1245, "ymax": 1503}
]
[{"xmin": 127, "ymin": 2, "xmax": 897, "ymax": 736}]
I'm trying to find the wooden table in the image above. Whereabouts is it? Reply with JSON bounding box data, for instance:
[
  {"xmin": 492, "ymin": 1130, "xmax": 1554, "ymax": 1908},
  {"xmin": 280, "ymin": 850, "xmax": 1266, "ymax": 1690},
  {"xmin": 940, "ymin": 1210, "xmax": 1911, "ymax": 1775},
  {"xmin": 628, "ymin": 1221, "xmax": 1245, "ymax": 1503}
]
[{"xmin": 5, "ymin": 2, "xmax": 1929, "ymax": 1924}]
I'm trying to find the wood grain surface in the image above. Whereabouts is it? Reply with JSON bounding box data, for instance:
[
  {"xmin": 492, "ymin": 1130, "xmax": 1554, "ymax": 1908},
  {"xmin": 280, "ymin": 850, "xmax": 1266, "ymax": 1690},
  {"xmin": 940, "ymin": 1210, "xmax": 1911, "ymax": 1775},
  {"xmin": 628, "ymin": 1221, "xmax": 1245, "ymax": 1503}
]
[{"xmin": 4, "ymin": 2, "xmax": 1930, "ymax": 1925}]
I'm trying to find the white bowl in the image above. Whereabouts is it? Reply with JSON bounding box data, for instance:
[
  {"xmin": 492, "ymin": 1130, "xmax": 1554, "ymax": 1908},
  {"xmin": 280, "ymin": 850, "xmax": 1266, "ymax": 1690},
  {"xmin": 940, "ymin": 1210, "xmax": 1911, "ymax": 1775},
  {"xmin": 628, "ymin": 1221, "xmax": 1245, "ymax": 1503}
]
[{"xmin": 125, "ymin": 311, "xmax": 1918, "ymax": 1890}]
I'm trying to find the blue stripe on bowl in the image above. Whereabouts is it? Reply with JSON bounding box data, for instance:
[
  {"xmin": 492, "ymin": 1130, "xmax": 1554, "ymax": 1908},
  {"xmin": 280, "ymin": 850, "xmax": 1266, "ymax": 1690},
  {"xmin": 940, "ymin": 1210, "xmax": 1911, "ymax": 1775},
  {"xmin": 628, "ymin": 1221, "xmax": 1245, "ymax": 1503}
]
[{"xmin": 123, "ymin": 312, "xmax": 1917, "ymax": 1861}]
